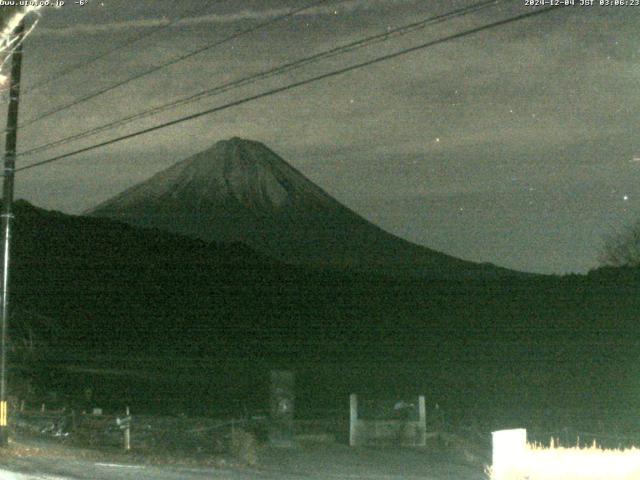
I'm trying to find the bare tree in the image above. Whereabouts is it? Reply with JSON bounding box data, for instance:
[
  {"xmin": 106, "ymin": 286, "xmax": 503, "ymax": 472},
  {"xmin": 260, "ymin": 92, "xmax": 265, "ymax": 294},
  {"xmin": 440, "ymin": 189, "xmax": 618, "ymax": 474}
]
[{"xmin": 599, "ymin": 220, "xmax": 640, "ymax": 267}]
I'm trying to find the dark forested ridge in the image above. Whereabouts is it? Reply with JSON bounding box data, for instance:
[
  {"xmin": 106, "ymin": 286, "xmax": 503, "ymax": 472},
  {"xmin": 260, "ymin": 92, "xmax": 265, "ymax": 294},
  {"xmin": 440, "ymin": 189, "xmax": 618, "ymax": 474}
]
[
  {"xmin": 7, "ymin": 199, "xmax": 638, "ymax": 356},
  {"xmin": 5, "ymin": 200, "xmax": 640, "ymax": 421}
]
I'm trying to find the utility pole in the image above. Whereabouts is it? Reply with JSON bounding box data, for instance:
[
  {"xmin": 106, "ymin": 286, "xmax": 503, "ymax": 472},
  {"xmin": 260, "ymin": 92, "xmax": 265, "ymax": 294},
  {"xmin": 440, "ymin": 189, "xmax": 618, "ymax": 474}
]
[{"xmin": 0, "ymin": 19, "xmax": 25, "ymax": 447}]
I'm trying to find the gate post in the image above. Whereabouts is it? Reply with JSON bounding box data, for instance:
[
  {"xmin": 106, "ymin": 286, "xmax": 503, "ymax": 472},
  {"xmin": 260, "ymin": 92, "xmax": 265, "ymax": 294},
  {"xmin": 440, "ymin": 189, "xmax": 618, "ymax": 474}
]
[
  {"xmin": 269, "ymin": 370, "xmax": 295, "ymax": 447},
  {"xmin": 349, "ymin": 394, "xmax": 358, "ymax": 446}
]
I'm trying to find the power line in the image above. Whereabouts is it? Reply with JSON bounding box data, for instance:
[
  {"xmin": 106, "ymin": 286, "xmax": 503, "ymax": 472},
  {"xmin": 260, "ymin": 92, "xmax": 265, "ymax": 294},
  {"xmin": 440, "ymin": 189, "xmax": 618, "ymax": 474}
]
[
  {"xmin": 18, "ymin": 0, "xmax": 331, "ymax": 129},
  {"xmin": 16, "ymin": 5, "xmax": 565, "ymax": 174},
  {"xmin": 6, "ymin": 3, "xmax": 216, "ymax": 100},
  {"xmin": 20, "ymin": 0, "xmax": 504, "ymax": 158},
  {"xmin": 23, "ymin": 1, "xmax": 214, "ymax": 94}
]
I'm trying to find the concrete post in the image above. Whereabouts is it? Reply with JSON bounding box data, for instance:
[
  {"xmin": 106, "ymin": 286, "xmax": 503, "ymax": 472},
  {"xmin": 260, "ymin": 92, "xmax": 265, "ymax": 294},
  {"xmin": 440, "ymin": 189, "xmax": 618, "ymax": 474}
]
[
  {"xmin": 417, "ymin": 395, "xmax": 426, "ymax": 446},
  {"xmin": 124, "ymin": 406, "xmax": 130, "ymax": 451},
  {"xmin": 349, "ymin": 394, "xmax": 358, "ymax": 446},
  {"xmin": 492, "ymin": 428, "xmax": 527, "ymax": 480},
  {"xmin": 269, "ymin": 370, "xmax": 295, "ymax": 447}
]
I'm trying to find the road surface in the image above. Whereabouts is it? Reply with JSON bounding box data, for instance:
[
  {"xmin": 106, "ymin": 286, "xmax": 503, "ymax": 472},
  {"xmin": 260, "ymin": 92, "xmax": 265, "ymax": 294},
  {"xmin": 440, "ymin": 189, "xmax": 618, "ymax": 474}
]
[{"xmin": 0, "ymin": 439, "xmax": 488, "ymax": 479}]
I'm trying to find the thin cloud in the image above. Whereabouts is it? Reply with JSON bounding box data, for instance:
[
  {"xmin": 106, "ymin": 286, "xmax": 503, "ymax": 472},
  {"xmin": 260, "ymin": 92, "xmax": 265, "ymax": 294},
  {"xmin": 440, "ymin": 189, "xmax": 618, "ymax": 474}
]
[{"xmin": 34, "ymin": 0, "xmax": 413, "ymax": 37}]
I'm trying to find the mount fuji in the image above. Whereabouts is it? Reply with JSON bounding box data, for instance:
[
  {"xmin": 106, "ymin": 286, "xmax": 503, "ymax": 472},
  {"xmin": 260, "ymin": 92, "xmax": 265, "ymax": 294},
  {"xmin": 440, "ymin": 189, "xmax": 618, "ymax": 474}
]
[{"xmin": 87, "ymin": 137, "xmax": 515, "ymax": 278}]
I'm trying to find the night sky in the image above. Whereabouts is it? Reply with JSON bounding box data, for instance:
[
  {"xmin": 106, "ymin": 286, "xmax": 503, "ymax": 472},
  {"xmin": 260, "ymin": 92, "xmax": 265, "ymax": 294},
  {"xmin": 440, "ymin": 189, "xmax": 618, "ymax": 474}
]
[{"xmin": 2, "ymin": 0, "xmax": 639, "ymax": 274}]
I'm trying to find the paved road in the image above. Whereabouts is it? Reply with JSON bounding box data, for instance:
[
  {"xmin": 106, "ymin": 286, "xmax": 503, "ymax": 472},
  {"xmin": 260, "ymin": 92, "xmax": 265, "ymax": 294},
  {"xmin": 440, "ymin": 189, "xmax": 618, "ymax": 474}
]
[
  {"xmin": 0, "ymin": 441, "xmax": 487, "ymax": 479},
  {"xmin": 0, "ymin": 461, "xmax": 299, "ymax": 480}
]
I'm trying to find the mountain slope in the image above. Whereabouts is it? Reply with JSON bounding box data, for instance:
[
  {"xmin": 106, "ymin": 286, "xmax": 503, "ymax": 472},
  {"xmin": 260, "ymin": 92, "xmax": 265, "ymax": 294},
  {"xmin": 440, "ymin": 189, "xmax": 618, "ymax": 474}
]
[
  {"xmin": 87, "ymin": 137, "xmax": 514, "ymax": 277},
  {"xmin": 5, "ymin": 200, "xmax": 536, "ymax": 362}
]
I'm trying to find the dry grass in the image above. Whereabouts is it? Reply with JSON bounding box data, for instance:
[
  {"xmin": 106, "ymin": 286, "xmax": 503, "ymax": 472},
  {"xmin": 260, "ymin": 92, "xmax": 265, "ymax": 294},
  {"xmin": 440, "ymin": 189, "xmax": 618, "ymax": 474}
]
[
  {"xmin": 230, "ymin": 426, "xmax": 258, "ymax": 466},
  {"xmin": 488, "ymin": 441, "xmax": 640, "ymax": 480}
]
